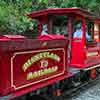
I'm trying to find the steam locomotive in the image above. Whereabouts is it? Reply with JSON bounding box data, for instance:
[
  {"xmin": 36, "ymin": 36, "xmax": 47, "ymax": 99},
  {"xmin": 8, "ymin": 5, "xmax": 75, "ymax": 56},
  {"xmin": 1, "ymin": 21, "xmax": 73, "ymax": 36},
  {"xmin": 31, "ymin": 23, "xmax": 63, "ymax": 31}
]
[{"xmin": 0, "ymin": 8, "xmax": 100, "ymax": 100}]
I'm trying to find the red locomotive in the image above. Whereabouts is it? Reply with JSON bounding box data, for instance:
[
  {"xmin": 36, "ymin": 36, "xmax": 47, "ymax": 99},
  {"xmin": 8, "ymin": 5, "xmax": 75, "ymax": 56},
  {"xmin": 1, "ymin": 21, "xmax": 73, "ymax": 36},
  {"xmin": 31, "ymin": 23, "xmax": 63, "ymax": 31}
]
[{"xmin": 0, "ymin": 8, "xmax": 100, "ymax": 100}]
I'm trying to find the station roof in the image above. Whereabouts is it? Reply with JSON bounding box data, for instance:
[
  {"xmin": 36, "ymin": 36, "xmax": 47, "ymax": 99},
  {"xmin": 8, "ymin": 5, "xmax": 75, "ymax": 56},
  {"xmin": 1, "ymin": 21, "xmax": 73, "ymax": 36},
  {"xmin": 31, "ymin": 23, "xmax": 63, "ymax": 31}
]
[{"xmin": 27, "ymin": 8, "xmax": 100, "ymax": 21}]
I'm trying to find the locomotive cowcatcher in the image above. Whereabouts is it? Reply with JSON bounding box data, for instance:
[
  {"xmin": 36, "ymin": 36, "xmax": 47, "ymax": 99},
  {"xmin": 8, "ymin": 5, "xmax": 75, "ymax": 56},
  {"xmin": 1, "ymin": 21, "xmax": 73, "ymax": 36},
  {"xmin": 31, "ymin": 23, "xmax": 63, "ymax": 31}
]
[{"xmin": 0, "ymin": 8, "xmax": 100, "ymax": 100}]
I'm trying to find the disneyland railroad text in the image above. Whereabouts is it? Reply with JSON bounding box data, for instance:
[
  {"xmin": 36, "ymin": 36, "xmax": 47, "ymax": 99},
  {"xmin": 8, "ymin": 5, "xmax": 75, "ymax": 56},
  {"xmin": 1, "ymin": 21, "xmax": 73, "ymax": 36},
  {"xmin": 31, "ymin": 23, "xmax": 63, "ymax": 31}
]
[
  {"xmin": 22, "ymin": 52, "xmax": 60, "ymax": 72},
  {"xmin": 27, "ymin": 66, "xmax": 58, "ymax": 80}
]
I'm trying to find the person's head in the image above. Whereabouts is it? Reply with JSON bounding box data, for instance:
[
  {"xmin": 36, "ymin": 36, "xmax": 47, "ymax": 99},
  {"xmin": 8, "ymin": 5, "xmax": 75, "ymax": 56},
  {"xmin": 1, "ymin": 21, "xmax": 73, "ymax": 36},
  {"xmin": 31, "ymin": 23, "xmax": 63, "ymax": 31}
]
[
  {"xmin": 43, "ymin": 24, "xmax": 48, "ymax": 32},
  {"xmin": 76, "ymin": 23, "xmax": 82, "ymax": 30}
]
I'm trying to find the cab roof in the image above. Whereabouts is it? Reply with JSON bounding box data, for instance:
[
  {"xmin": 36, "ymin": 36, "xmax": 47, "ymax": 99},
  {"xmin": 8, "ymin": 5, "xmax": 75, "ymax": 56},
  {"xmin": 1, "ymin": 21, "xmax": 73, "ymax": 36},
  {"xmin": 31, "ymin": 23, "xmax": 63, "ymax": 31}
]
[{"xmin": 27, "ymin": 8, "xmax": 100, "ymax": 22}]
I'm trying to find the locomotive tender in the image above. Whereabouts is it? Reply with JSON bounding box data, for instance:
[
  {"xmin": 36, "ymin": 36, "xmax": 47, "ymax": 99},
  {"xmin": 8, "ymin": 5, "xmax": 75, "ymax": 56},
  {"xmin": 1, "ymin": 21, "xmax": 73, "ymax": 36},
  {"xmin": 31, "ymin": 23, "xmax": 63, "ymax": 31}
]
[{"xmin": 1, "ymin": 8, "xmax": 100, "ymax": 100}]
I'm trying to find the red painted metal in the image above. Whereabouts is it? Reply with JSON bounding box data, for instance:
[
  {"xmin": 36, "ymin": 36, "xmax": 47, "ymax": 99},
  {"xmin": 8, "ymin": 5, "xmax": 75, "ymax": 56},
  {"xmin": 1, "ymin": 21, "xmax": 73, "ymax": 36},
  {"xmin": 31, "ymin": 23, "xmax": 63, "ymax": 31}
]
[
  {"xmin": 71, "ymin": 38, "xmax": 86, "ymax": 68},
  {"xmin": 39, "ymin": 34, "xmax": 65, "ymax": 40},
  {"xmin": 71, "ymin": 37, "xmax": 100, "ymax": 69},
  {"xmin": 90, "ymin": 69, "xmax": 97, "ymax": 79},
  {"xmin": 0, "ymin": 37, "xmax": 69, "ymax": 99},
  {"xmin": 27, "ymin": 8, "xmax": 100, "ymax": 21},
  {"xmin": 11, "ymin": 72, "xmax": 73, "ymax": 99}
]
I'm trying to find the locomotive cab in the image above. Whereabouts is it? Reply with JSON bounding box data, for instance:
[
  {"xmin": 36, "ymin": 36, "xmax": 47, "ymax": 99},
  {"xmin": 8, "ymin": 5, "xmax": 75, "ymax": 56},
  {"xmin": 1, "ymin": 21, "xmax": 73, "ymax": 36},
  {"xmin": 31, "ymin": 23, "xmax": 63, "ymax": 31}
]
[
  {"xmin": 27, "ymin": 8, "xmax": 100, "ymax": 70},
  {"xmin": 71, "ymin": 14, "xmax": 100, "ymax": 69}
]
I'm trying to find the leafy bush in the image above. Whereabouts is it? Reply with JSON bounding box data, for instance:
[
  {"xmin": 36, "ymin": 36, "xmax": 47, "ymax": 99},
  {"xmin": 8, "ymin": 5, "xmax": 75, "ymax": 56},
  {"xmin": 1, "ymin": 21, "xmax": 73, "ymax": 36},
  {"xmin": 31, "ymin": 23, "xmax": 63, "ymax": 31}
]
[
  {"xmin": 0, "ymin": 0, "xmax": 33, "ymax": 35},
  {"xmin": 0, "ymin": 0, "xmax": 100, "ymax": 36}
]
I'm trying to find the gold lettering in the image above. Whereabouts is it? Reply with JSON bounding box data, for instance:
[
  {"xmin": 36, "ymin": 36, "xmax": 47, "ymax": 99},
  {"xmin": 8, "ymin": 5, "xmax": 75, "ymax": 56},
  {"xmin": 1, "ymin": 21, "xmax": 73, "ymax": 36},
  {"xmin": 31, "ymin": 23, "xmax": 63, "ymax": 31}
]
[
  {"xmin": 27, "ymin": 66, "xmax": 58, "ymax": 80},
  {"xmin": 22, "ymin": 52, "xmax": 60, "ymax": 72},
  {"xmin": 23, "ymin": 62, "xmax": 29, "ymax": 72}
]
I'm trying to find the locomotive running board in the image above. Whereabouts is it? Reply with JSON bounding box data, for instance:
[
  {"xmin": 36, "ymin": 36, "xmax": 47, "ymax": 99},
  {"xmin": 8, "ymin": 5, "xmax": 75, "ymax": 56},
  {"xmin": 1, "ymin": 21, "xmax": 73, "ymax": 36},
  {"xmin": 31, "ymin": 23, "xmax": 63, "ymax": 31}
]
[{"xmin": 83, "ymin": 64, "xmax": 100, "ymax": 71}]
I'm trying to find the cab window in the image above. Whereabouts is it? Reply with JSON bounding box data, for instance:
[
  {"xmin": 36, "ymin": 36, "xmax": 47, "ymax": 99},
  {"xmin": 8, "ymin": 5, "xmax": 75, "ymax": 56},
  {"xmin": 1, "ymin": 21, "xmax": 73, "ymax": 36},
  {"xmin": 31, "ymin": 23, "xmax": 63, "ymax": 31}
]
[
  {"xmin": 86, "ymin": 21, "xmax": 93, "ymax": 42},
  {"xmin": 51, "ymin": 16, "xmax": 68, "ymax": 36},
  {"xmin": 73, "ymin": 20, "xmax": 83, "ymax": 39},
  {"xmin": 86, "ymin": 20, "xmax": 98, "ymax": 46},
  {"xmin": 94, "ymin": 24, "xmax": 99, "ymax": 42}
]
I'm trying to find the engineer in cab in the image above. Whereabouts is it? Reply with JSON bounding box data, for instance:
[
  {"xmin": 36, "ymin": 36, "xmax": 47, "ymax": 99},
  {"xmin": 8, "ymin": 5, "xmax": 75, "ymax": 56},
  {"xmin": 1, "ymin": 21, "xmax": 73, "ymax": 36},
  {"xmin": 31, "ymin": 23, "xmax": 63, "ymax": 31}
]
[{"xmin": 73, "ymin": 23, "xmax": 91, "ymax": 41}]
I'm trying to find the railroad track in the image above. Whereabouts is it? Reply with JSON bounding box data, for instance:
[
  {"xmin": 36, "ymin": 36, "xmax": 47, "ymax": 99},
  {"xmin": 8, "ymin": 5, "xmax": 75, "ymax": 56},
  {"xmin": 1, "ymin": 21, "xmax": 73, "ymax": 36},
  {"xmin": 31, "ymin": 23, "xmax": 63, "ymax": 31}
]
[{"xmin": 62, "ymin": 75, "xmax": 100, "ymax": 99}]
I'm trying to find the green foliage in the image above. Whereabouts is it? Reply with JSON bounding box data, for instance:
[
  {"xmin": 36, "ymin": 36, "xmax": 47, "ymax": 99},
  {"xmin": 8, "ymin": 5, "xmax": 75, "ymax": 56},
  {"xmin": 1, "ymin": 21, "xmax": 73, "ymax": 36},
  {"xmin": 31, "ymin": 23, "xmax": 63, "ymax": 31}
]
[
  {"xmin": 39, "ymin": 0, "xmax": 48, "ymax": 5},
  {"xmin": 0, "ymin": 0, "xmax": 100, "ymax": 35},
  {"xmin": 0, "ymin": 0, "xmax": 35, "ymax": 36}
]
